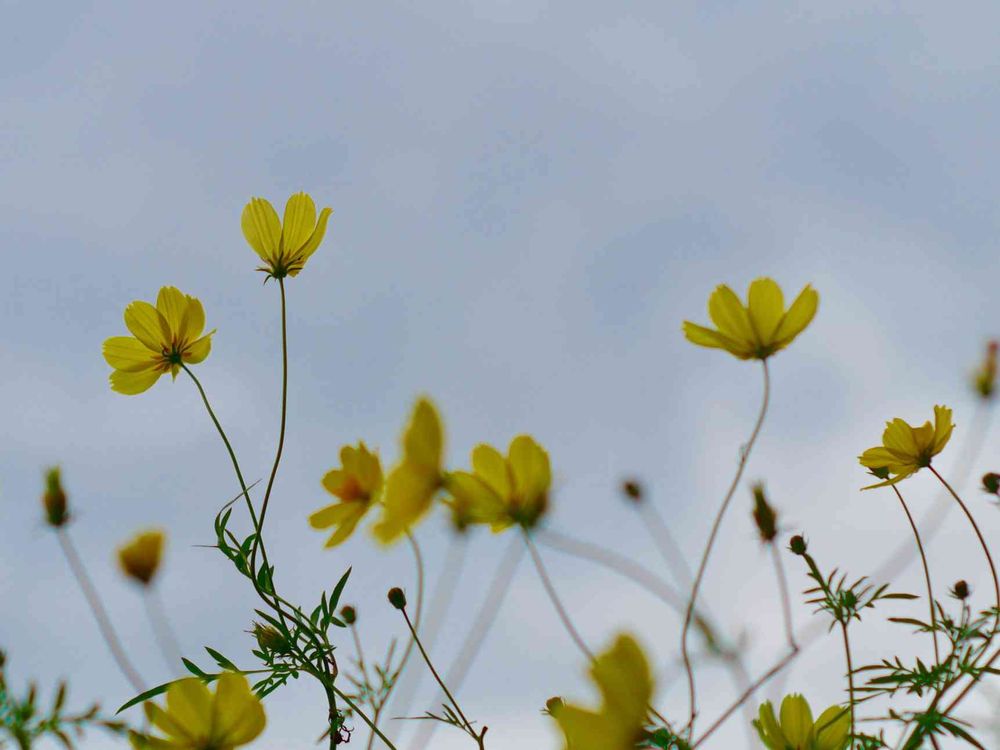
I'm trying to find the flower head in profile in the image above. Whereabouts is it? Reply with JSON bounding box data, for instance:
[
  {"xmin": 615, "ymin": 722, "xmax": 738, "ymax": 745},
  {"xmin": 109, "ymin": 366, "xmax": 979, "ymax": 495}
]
[
  {"xmin": 858, "ymin": 405, "xmax": 954, "ymax": 489},
  {"xmin": 103, "ymin": 287, "xmax": 214, "ymax": 395},
  {"xmin": 137, "ymin": 673, "xmax": 265, "ymax": 749},
  {"xmin": 445, "ymin": 435, "xmax": 551, "ymax": 532},
  {"xmin": 972, "ymin": 340, "xmax": 998, "ymax": 399},
  {"xmin": 683, "ymin": 278, "xmax": 818, "ymax": 360},
  {"xmin": 753, "ymin": 694, "xmax": 850, "ymax": 750},
  {"xmin": 118, "ymin": 529, "xmax": 166, "ymax": 586},
  {"xmin": 309, "ymin": 442, "xmax": 383, "ymax": 547},
  {"xmin": 42, "ymin": 466, "xmax": 69, "ymax": 528},
  {"xmin": 549, "ymin": 633, "xmax": 653, "ymax": 750},
  {"xmin": 241, "ymin": 192, "xmax": 332, "ymax": 279},
  {"xmin": 372, "ymin": 398, "xmax": 444, "ymax": 545}
]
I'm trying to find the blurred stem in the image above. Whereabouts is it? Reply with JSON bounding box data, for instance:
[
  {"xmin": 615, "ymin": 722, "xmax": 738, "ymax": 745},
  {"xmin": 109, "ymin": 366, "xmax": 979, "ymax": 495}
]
[
  {"xmin": 890, "ymin": 485, "xmax": 939, "ymax": 663},
  {"xmin": 56, "ymin": 529, "xmax": 145, "ymax": 693},
  {"xmin": 681, "ymin": 359, "xmax": 770, "ymax": 734},
  {"xmin": 523, "ymin": 531, "xmax": 593, "ymax": 661},
  {"xmin": 639, "ymin": 500, "xmax": 694, "ymax": 589},
  {"xmin": 769, "ymin": 541, "xmax": 796, "ymax": 651},
  {"xmin": 349, "ymin": 622, "xmax": 372, "ymax": 703},
  {"xmin": 841, "ymin": 622, "xmax": 855, "ymax": 739},
  {"xmin": 144, "ymin": 588, "xmax": 184, "ymax": 674}
]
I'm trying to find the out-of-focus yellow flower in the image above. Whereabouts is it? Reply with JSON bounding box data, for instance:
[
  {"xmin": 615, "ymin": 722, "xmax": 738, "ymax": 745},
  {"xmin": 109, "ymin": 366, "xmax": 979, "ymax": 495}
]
[
  {"xmin": 372, "ymin": 398, "xmax": 444, "ymax": 545},
  {"xmin": 309, "ymin": 442, "xmax": 383, "ymax": 547},
  {"xmin": 241, "ymin": 192, "xmax": 332, "ymax": 279},
  {"xmin": 118, "ymin": 529, "xmax": 165, "ymax": 586},
  {"xmin": 103, "ymin": 287, "xmax": 214, "ymax": 395},
  {"xmin": 753, "ymin": 694, "xmax": 850, "ymax": 750},
  {"xmin": 445, "ymin": 435, "xmax": 551, "ymax": 532},
  {"xmin": 683, "ymin": 278, "xmax": 818, "ymax": 360},
  {"xmin": 139, "ymin": 673, "xmax": 265, "ymax": 750},
  {"xmin": 973, "ymin": 340, "xmax": 998, "ymax": 399},
  {"xmin": 550, "ymin": 633, "xmax": 653, "ymax": 750},
  {"xmin": 858, "ymin": 405, "xmax": 954, "ymax": 489},
  {"xmin": 42, "ymin": 466, "xmax": 69, "ymax": 528}
]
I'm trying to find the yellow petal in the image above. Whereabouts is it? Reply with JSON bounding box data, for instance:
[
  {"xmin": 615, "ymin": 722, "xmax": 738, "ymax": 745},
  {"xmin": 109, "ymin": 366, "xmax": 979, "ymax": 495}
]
[
  {"xmin": 591, "ymin": 634, "xmax": 652, "ymax": 729},
  {"xmin": 182, "ymin": 332, "xmax": 213, "ymax": 365},
  {"xmin": 471, "ymin": 443, "xmax": 512, "ymax": 498},
  {"xmin": 772, "ymin": 285, "xmax": 818, "ymax": 348},
  {"xmin": 681, "ymin": 321, "xmax": 747, "ymax": 356},
  {"xmin": 755, "ymin": 700, "xmax": 785, "ymax": 749},
  {"xmin": 124, "ymin": 300, "xmax": 171, "ymax": 352},
  {"xmin": 779, "ymin": 694, "xmax": 813, "ymax": 748},
  {"xmin": 309, "ymin": 502, "xmax": 358, "ymax": 529},
  {"xmin": 103, "ymin": 336, "xmax": 160, "ymax": 372},
  {"xmin": 747, "ymin": 278, "xmax": 785, "ymax": 345},
  {"xmin": 707, "ymin": 284, "xmax": 755, "ymax": 348},
  {"xmin": 931, "ymin": 405, "xmax": 954, "ymax": 455},
  {"xmin": 165, "ymin": 678, "xmax": 213, "ymax": 739},
  {"xmin": 508, "ymin": 435, "xmax": 551, "ymax": 507},
  {"xmin": 211, "ymin": 673, "xmax": 266, "ymax": 746},
  {"xmin": 444, "ymin": 471, "xmax": 505, "ymax": 524},
  {"xmin": 814, "ymin": 705, "xmax": 850, "ymax": 750},
  {"xmin": 861, "ymin": 467, "xmax": 917, "ymax": 490},
  {"xmin": 144, "ymin": 703, "xmax": 194, "ymax": 742},
  {"xmin": 241, "ymin": 197, "xmax": 282, "ymax": 261},
  {"xmin": 156, "ymin": 287, "xmax": 188, "ymax": 336},
  {"xmin": 281, "ymin": 192, "xmax": 317, "ymax": 254},
  {"xmin": 372, "ymin": 462, "xmax": 439, "ymax": 545},
  {"xmin": 297, "ymin": 206, "xmax": 333, "ymax": 262},
  {"xmin": 553, "ymin": 705, "xmax": 620, "ymax": 750},
  {"xmin": 110, "ymin": 368, "xmax": 163, "ymax": 395},
  {"xmin": 402, "ymin": 398, "xmax": 443, "ymax": 470},
  {"xmin": 179, "ymin": 295, "xmax": 206, "ymax": 342},
  {"xmin": 857, "ymin": 446, "xmax": 898, "ymax": 469}
]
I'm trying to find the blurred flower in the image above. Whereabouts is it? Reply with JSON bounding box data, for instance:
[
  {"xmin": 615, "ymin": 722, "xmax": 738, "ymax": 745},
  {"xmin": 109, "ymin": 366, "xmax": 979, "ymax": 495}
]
[
  {"xmin": 682, "ymin": 278, "xmax": 818, "ymax": 360},
  {"xmin": 751, "ymin": 482, "xmax": 778, "ymax": 543},
  {"xmin": 982, "ymin": 472, "xmax": 1000, "ymax": 495},
  {"xmin": 445, "ymin": 435, "xmax": 551, "ymax": 532},
  {"xmin": 139, "ymin": 673, "xmax": 265, "ymax": 750},
  {"xmin": 241, "ymin": 192, "xmax": 332, "ymax": 279},
  {"xmin": 42, "ymin": 466, "xmax": 69, "ymax": 528},
  {"xmin": 550, "ymin": 633, "xmax": 653, "ymax": 750},
  {"xmin": 754, "ymin": 694, "xmax": 849, "ymax": 750},
  {"xmin": 372, "ymin": 398, "xmax": 444, "ymax": 544},
  {"xmin": 858, "ymin": 405, "xmax": 954, "ymax": 489},
  {"xmin": 103, "ymin": 287, "xmax": 214, "ymax": 395},
  {"xmin": 620, "ymin": 478, "xmax": 643, "ymax": 503},
  {"xmin": 951, "ymin": 580, "xmax": 971, "ymax": 600},
  {"xmin": 118, "ymin": 530, "xmax": 165, "ymax": 586},
  {"xmin": 972, "ymin": 340, "xmax": 998, "ymax": 399},
  {"xmin": 309, "ymin": 442, "xmax": 383, "ymax": 547}
]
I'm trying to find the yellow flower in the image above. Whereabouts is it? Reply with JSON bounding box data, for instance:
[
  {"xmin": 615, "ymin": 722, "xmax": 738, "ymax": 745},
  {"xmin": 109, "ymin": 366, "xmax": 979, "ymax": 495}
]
[
  {"xmin": 118, "ymin": 529, "xmax": 166, "ymax": 586},
  {"xmin": 858, "ymin": 405, "xmax": 954, "ymax": 489},
  {"xmin": 309, "ymin": 442, "xmax": 383, "ymax": 547},
  {"xmin": 550, "ymin": 633, "xmax": 653, "ymax": 750},
  {"xmin": 683, "ymin": 277, "xmax": 818, "ymax": 360},
  {"xmin": 139, "ymin": 673, "xmax": 265, "ymax": 750},
  {"xmin": 753, "ymin": 694, "xmax": 850, "ymax": 750},
  {"xmin": 372, "ymin": 398, "xmax": 444, "ymax": 545},
  {"xmin": 103, "ymin": 287, "xmax": 215, "ymax": 395},
  {"xmin": 445, "ymin": 435, "xmax": 551, "ymax": 532},
  {"xmin": 241, "ymin": 192, "xmax": 332, "ymax": 279}
]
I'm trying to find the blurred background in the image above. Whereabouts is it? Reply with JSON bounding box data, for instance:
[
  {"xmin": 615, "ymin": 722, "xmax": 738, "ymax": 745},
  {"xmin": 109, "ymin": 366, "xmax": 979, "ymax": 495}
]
[{"xmin": 4, "ymin": 1, "xmax": 1000, "ymax": 747}]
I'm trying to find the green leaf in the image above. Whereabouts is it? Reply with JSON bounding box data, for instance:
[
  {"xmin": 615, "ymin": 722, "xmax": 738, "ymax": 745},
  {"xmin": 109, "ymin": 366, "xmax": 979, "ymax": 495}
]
[
  {"xmin": 329, "ymin": 568, "xmax": 352, "ymax": 610},
  {"xmin": 205, "ymin": 648, "xmax": 238, "ymax": 671},
  {"xmin": 182, "ymin": 659, "xmax": 208, "ymax": 677}
]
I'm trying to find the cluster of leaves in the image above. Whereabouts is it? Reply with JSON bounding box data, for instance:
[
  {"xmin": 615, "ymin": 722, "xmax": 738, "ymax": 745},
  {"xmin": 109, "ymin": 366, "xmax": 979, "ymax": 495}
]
[{"xmin": 799, "ymin": 551, "xmax": 917, "ymax": 629}]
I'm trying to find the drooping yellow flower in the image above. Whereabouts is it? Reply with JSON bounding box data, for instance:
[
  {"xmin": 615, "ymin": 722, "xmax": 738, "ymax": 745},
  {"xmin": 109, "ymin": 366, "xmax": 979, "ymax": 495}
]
[
  {"xmin": 309, "ymin": 442, "xmax": 383, "ymax": 547},
  {"xmin": 118, "ymin": 529, "xmax": 166, "ymax": 586},
  {"xmin": 858, "ymin": 405, "xmax": 954, "ymax": 489},
  {"xmin": 550, "ymin": 633, "xmax": 653, "ymax": 750},
  {"xmin": 753, "ymin": 694, "xmax": 850, "ymax": 750},
  {"xmin": 683, "ymin": 278, "xmax": 818, "ymax": 360},
  {"xmin": 372, "ymin": 398, "xmax": 444, "ymax": 545},
  {"xmin": 241, "ymin": 192, "xmax": 332, "ymax": 278},
  {"xmin": 445, "ymin": 435, "xmax": 551, "ymax": 532},
  {"xmin": 103, "ymin": 287, "xmax": 215, "ymax": 395},
  {"xmin": 138, "ymin": 673, "xmax": 265, "ymax": 750}
]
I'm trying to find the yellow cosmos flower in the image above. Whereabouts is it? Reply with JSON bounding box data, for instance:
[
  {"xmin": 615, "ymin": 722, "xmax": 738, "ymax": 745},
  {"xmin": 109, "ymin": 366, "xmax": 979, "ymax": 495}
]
[
  {"xmin": 372, "ymin": 398, "xmax": 444, "ymax": 545},
  {"xmin": 683, "ymin": 277, "xmax": 818, "ymax": 360},
  {"xmin": 103, "ymin": 287, "xmax": 215, "ymax": 395},
  {"xmin": 445, "ymin": 435, "xmax": 551, "ymax": 532},
  {"xmin": 858, "ymin": 405, "xmax": 954, "ymax": 489},
  {"xmin": 309, "ymin": 442, "xmax": 383, "ymax": 547},
  {"xmin": 550, "ymin": 633, "xmax": 653, "ymax": 750},
  {"xmin": 753, "ymin": 694, "xmax": 850, "ymax": 750},
  {"xmin": 118, "ymin": 529, "xmax": 166, "ymax": 586},
  {"xmin": 140, "ymin": 673, "xmax": 265, "ymax": 750},
  {"xmin": 241, "ymin": 192, "xmax": 332, "ymax": 278}
]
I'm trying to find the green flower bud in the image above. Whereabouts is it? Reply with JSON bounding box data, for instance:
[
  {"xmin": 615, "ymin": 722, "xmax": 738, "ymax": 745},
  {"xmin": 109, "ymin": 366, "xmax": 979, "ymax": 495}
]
[
  {"xmin": 545, "ymin": 697, "xmax": 564, "ymax": 716},
  {"xmin": 751, "ymin": 482, "xmax": 778, "ymax": 543},
  {"xmin": 251, "ymin": 622, "xmax": 291, "ymax": 654},
  {"xmin": 983, "ymin": 473, "xmax": 1000, "ymax": 495},
  {"xmin": 387, "ymin": 587, "xmax": 407, "ymax": 610},
  {"xmin": 789, "ymin": 535, "xmax": 807, "ymax": 556},
  {"xmin": 621, "ymin": 479, "xmax": 643, "ymax": 503},
  {"xmin": 42, "ymin": 467, "xmax": 69, "ymax": 528},
  {"xmin": 951, "ymin": 580, "xmax": 971, "ymax": 600},
  {"xmin": 340, "ymin": 605, "xmax": 357, "ymax": 625}
]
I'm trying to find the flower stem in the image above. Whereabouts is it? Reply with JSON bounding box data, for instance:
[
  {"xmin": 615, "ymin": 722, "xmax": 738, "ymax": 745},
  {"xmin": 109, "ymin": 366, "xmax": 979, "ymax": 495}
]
[
  {"xmin": 523, "ymin": 530, "xmax": 593, "ymax": 661},
  {"xmin": 144, "ymin": 588, "xmax": 184, "ymax": 674},
  {"xmin": 840, "ymin": 622, "xmax": 855, "ymax": 740},
  {"xmin": 334, "ymin": 686, "xmax": 398, "ymax": 750},
  {"xmin": 770, "ymin": 541, "xmax": 797, "ymax": 651},
  {"xmin": 681, "ymin": 358, "xmax": 770, "ymax": 733},
  {"xmin": 56, "ymin": 530, "xmax": 145, "ymax": 693},
  {"xmin": 890, "ymin": 485, "xmax": 939, "ymax": 663}
]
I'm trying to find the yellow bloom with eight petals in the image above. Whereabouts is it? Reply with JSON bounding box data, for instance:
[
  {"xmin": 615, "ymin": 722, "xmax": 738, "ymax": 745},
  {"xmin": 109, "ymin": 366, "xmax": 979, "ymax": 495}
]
[
  {"xmin": 309, "ymin": 442, "xmax": 383, "ymax": 547},
  {"xmin": 118, "ymin": 529, "xmax": 165, "ymax": 586},
  {"xmin": 103, "ymin": 287, "xmax": 215, "ymax": 395},
  {"xmin": 858, "ymin": 405, "xmax": 954, "ymax": 489},
  {"xmin": 550, "ymin": 633, "xmax": 653, "ymax": 750},
  {"xmin": 372, "ymin": 398, "xmax": 444, "ymax": 545},
  {"xmin": 138, "ymin": 672, "xmax": 265, "ymax": 750},
  {"xmin": 683, "ymin": 278, "xmax": 818, "ymax": 360},
  {"xmin": 753, "ymin": 694, "xmax": 850, "ymax": 750},
  {"xmin": 241, "ymin": 192, "xmax": 332, "ymax": 279}
]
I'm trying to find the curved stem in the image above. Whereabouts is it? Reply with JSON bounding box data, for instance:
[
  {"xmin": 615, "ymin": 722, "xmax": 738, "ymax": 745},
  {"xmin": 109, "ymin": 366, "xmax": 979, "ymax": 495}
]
[
  {"xmin": 524, "ymin": 531, "xmax": 593, "ymax": 661},
  {"xmin": 639, "ymin": 500, "xmax": 694, "ymax": 589},
  {"xmin": 144, "ymin": 588, "xmax": 184, "ymax": 674},
  {"xmin": 681, "ymin": 359, "xmax": 770, "ymax": 732},
  {"xmin": 890, "ymin": 485, "xmax": 939, "ymax": 663},
  {"xmin": 770, "ymin": 542, "xmax": 796, "ymax": 651},
  {"xmin": 56, "ymin": 530, "xmax": 145, "ymax": 693},
  {"xmin": 334, "ymin": 686, "xmax": 398, "ymax": 750}
]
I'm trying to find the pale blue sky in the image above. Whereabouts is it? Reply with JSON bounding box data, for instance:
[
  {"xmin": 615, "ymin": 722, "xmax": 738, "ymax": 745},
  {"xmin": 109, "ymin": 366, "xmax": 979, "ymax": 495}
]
[{"xmin": 5, "ymin": 2, "xmax": 1000, "ymax": 748}]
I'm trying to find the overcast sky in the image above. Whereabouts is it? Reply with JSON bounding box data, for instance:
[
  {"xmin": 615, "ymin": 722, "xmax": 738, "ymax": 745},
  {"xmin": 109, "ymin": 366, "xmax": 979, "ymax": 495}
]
[{"xmin": 5, "ymin": 2, "xmax": 1000, "ymax": 748}]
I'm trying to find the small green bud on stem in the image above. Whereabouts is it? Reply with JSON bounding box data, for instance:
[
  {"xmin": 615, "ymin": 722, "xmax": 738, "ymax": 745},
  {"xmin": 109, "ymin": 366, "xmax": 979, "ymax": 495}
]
[
  {"xmin": 951, "ymin": 580, "xmax": 971, "ymax": 600},
  {"xmin": 42, "ymin": 467, "xmax": 69, "ymax": 528},
  {"xmin": 340, "ymin": 605, "xmax": 357, "ymax": 625},
  {"xmin": 387, "ymin": 587, "xmax": 407, "ymax": 610},
  {"xmin": 789, "ymin": 534, "xmax": 807, "ymax": 556},
  {"xmin": 751, "ymin": 482, "xmax": 778, "ymax": 543}
]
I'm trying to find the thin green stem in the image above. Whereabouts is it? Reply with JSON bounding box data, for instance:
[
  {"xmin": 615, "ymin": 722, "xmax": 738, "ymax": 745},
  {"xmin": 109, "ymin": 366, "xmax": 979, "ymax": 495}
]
[
  {"xmin": 770, "ymin": 541, "xmax": 797, "ymax": 651},
  {"xmin": 841, "ymin": 622, "xmax": 855, "ymax": 740},
  {"xmin": 523, "ymin": 531, "xmax": 593, "ymax": 661},
  {"xmin": 681, "ymin": 359, "xmax": 770, "ymax": 734},
  {"xmin": 334, "ymin": 687, "xmax": 398, "ymax": 750},
  {"xmin": 890, "ymin": 485, "xmax": 939, "ymax": 663}
]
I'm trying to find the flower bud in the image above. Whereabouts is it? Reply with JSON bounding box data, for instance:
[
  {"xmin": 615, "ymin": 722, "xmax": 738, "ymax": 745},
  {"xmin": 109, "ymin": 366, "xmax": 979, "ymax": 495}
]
[
  {"xmin": 751, "ymin": 483, "xmax": 778, "ymax": 543},
  {"xmin": 951, "ymin": 580, "xmax": 971, "ymax": 600},
  {"xmin": 973, "ymin": 340, "xmax": 999, "ymax": 399},
  {"xmin": 869, "ymin": 466, "xmax": 891, "ymax": 481},
  {"xmin": 42, "ymin": 467, "xmax": 69, "ymax": 528},
  {"xmin": 251, "ymin": 622, "xmax": 291, "ymax": 654},
  {"xmin": 789, "ymin": 535, "xmax": 807, "ymax": 556},
  {"xmin": 387, "ymin": 587, "xmax": 407, "ymax": 610},
  {"xmin": 117, "ymin": 530, "xmax": 165, "ymax": 585},
  {"xmin": 545, "ymin": 697, "xmax": 564, "ymax": 716},
  {"xmin": 340, "ymin": 605, "xmax": 357, "ymax": 625},
  {"xmin": 983, "ymin": 473, "xmax": 1000, "ymax": 495},
  {"xmin": 621, "ymin": 479, "xmax": 643, "ymax": 503}
]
